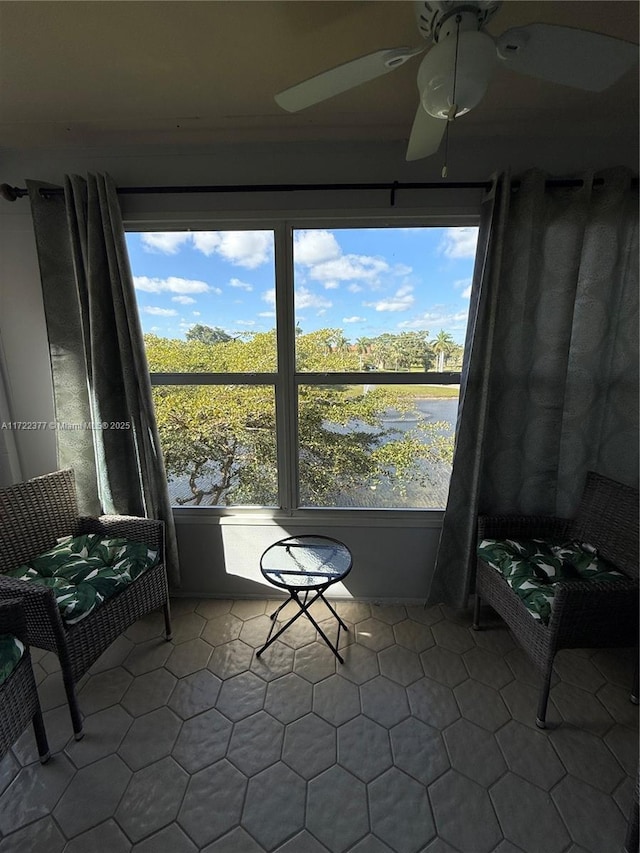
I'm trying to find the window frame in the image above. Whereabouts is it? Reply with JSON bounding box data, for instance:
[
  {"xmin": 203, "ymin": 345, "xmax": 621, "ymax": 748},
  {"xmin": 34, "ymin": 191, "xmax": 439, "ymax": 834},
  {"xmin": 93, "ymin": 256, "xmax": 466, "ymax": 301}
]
[{"xmin": 126, "ymin": 209, "xmax": 479, "ymax": 522}]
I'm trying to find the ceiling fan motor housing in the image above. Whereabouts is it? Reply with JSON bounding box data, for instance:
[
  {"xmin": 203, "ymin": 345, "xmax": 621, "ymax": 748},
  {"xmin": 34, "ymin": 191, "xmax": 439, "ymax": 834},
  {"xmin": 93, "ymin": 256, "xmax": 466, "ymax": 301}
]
[{"xmin": 414, "ymin": 0, "xmax": 501, "ymax": 42}]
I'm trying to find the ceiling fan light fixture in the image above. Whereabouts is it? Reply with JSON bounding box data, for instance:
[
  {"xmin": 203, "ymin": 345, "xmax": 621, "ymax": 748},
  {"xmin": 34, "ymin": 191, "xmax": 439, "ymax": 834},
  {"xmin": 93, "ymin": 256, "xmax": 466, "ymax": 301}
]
[{"xmin": 418, "ymin": 29, "xmax": 497, "ymax": 119}]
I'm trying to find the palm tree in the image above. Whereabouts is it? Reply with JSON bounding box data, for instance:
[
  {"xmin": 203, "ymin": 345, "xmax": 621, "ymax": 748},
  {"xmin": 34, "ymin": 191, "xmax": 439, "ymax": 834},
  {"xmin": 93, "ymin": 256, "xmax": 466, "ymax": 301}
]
[
  {"xmin": 355, "ymin": 336, "xmax": 371, "ymax": 369},
  {"xmin": 432, "ymin": 330, "xmax": 455, "ymax": 372}
]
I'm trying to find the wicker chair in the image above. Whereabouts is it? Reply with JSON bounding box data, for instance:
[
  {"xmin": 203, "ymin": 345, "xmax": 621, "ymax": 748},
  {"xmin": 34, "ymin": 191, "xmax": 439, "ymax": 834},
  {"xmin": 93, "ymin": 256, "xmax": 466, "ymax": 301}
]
[
  {"xmin": 0, "ymin": 599, "xmax": 50, "ymax": 763},
  {"xmin": 0, "ymin": 469, "xmax": 172, "ymax": 739},
  {"xmin": 474, "ymin": 471, "xmax": 639, "ymax": 728}
]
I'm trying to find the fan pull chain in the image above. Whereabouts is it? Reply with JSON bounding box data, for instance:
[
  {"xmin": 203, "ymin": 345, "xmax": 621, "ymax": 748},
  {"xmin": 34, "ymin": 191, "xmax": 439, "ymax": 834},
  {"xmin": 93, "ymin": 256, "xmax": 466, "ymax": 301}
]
[{"xmin": 442, "ymin": 14, "xmax": 462, "ymax": 179}]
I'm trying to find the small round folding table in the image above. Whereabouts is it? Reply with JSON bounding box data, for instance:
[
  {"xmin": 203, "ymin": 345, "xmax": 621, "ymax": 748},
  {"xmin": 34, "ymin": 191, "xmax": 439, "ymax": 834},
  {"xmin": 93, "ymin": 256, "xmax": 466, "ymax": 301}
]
[{"xmin": 257, "ymin": 534, "xmax": 352, "ymax": 664}]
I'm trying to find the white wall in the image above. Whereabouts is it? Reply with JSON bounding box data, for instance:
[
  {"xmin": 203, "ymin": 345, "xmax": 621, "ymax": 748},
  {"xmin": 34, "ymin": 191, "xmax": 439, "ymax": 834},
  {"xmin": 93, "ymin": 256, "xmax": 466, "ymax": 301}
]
[{"xmin": 1, "ymin": 135, "xmax": 636, "ymax": 598}]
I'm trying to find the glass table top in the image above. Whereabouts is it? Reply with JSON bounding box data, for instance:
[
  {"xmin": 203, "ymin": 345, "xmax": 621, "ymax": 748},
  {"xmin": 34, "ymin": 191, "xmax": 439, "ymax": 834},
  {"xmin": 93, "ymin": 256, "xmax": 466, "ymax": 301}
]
[{"xmin": 260, "ymin": 535, "xmax": 352, "ymax": 590}]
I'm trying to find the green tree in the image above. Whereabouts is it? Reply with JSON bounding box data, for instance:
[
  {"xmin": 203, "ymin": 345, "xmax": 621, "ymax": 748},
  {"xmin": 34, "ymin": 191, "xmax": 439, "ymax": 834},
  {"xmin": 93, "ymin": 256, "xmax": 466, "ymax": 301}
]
[
  {"xmin": 432, "ymin": 330, "xmax": 455, "ymax": 372},
  {"xmin": 186, "ymin": 324, "xmax": 232, "ymax": 345},
  {"xmin": 144, "ymin": 329, "xmax": 454, "ymax": 507}
]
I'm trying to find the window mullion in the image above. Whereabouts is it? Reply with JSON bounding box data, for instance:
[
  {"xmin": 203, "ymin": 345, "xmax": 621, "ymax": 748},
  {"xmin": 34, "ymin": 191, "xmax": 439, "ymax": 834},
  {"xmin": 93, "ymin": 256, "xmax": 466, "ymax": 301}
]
[{"xmin": 274, "ymin": 221, "xmax": 298, "ymax": 512}]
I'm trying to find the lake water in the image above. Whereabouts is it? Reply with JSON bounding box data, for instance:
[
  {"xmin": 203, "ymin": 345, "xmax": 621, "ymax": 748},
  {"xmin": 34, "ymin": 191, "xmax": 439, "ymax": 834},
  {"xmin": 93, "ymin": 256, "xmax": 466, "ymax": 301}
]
[{"xmin": 168, "ymin": 396, "xmax": 459, "ymax": 509}]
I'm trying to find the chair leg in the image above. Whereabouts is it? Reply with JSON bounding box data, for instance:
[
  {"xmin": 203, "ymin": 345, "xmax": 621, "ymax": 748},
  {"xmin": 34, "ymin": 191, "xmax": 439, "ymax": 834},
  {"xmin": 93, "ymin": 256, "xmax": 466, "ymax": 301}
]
[
  {"xmin": 62, "ymin": 669, "xmax": 84, "ymax": 740},
  {"xmin": 163, "ymin": 600, "xmax": 173, "ymax": 641},
  {"xmin": 32, "ymin": 708, "xmax": 50, "ymax": 764},
  {"xmin": 536, "ymin": 662, "xmax": 554, "ymax": 729},
  {"xmin": 472, "ymin": 594, "xmax": 482, "ymax": 630}
]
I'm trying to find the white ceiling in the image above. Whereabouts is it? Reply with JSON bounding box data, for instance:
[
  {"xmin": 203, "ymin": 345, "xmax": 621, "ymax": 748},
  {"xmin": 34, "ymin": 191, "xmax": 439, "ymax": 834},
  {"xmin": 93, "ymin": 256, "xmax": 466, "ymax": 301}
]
[{"xmin": 0, "ymin": 0, "xmax": 638, "ymax": 152}]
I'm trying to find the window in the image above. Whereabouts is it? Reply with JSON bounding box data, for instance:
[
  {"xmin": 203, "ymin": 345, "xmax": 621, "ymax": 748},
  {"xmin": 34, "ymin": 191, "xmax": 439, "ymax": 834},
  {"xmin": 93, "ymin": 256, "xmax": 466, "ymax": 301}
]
[{"xmin": 125, "ymin": 224, "xmax": 478, "ymax": 511}]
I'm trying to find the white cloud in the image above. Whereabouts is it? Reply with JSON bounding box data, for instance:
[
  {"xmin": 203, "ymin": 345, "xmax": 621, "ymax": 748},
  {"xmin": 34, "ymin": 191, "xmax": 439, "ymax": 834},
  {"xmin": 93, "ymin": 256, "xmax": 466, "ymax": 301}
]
[
  {"xmin": 308, "ymin": 254, "xmax": 390, "ymax": 287},
  {"xmin": 192, "ymin": 311, "xmax": 201, "ymax": 316},
  {"xmin": 462, "ymin": 284, "xmax": 472, "ymax": 299},
  {"xmin": 453, "ymin": 277, "xmax": 473, "ymax": 299},
  {"xmin": 365, "ymin": 284, "xmax": 414, "ymax": 313},
  {"xmin": 171, "ymin": 295, "xmax": 196, "ymax": 305},
  {"xmin": 262, "ymin": 288, "xmax": 276, "ymax": 308},
  {"xmin": 258, "ymin": 311, "xmax": 275, "ymax": 318},
  {"xmin": 294, "ymin": 230, "xmax": 341, "ymax": 265},
  {"xmin": 348, "ymin": 283, "xmax": 363, "ymax": 293},
  {"xmin": 139, "ymin": 231, "xmax": 272, "ymax": 268},
  {"xmin": 140, "ymin": 232, "xmax": 191, "ymax": 254},
  {"xmin": 193, "ymin": 231, "xmax": 272, "ymax": 268},
  {"xmin": 440, "ymin": 227, "xmax": 478, "ymax": 259},
  {"xmin": 142, "ymin": 306, "xmax": 178, "ymax": 317},
  {"xmin": 397, "ymin": 309, "xmax": 469, "ymax": 330},
  {"xmin": 229, "ymin": 277, "xmax": 253, "ymax": 291},
  {"xmin": 323, "ymin": 281, "xmax": 340, "ymax": 290},
  {"xmin": 133, "ymin": 275, "xmax": 212, "ymax": 295},
  {"xmin": 296, "ymin": 286, "xmax": 332, "ymax": 311},
  {"xmin": 343, "ymin": 316, "xmax": 365, "ymax": 323},
  {"xmin": 235, "ymin": 319, "xmax": 256, "ymax": 326}
]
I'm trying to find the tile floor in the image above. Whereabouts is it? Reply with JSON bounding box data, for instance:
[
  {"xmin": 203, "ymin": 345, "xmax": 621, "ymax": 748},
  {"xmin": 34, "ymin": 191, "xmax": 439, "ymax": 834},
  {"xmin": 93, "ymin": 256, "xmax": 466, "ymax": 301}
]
[{"xmin": 0, "ymin": 596, "xmax": 637, "ymax": 853}]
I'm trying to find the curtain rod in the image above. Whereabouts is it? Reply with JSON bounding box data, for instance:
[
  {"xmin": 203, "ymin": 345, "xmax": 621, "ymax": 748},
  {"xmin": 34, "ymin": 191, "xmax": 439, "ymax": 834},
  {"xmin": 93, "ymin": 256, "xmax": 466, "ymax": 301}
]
[{"xmin": 1, "ymin": 176, "xmax": 634, "ymax": 206}]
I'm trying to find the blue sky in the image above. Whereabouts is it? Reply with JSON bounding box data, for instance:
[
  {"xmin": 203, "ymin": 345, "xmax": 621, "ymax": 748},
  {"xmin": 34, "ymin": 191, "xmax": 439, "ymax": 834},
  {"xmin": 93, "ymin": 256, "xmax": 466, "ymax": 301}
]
[{"xmin": 125, "ymin": 226, "xmax": 478, "ymax": 345}]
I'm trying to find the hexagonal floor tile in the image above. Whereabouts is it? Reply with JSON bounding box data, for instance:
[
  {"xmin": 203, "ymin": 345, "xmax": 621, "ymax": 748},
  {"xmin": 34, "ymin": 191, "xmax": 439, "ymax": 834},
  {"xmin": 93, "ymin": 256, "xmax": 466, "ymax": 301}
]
[
  {"xmin": 360, "ymin": 676, "xmax": 410, "ymax": 728},
  {"xmin": 463, "ymin": 646, "xmax": 513, "ymax": 690},
  {"xmin": 231, "ymin": 599, "xmax": 267, "ymax": 620},
  {"xmin": 118, "ymin": 707, "xmax": 182, "ymax": 770},
  {"xmin": 242, "ymin": 762, "xmax": 306, "ymax": 850},
  {"xmin": 377, "ymin": 644, "xmax": 423, "ymax": 686},
  {"xmin": 393, "ymin": 618, "xmax": 435, "ymax": 653},
  {"xmin": 250, "ymin": 640, "xmax": 295, "ymax": 682},
  {"xmin": 121, "ymin": 667, "xmax": 177, "ymax": 716},
  {"xmin": 495, "ymin": 720, "xmax": 565, "ymax": 791},
  {"xmin": 443, "ymin": 718, "xmax": 507, "ymax": 788},
  {"xmin": 178, "ymin": 760, "xmax": 247, "ymax": 848},
  {"xmin": 264, "ymin": 672, "xmax": 313, "ymax": 724},
  {"xmin": 430, "ymin": 770, "xmax": 502, "ymax": 853},
  {"xmin": 165, "ymin": 638, "xmax": 212, "ymax": 677},
  {"xmin": 553, "ymin": 650, "xmax": 607, "ymax": 693},
  {"xmin": 553, "ymin": 774, "xmax": 628, "ymax": 852},
  {"xmin": 215, "ymin": 671, "xmax": 267, "ymax": 722},
  {"xmin": 201, "ymin": 613, "xmax": 243, "ymax": 646},
  {"xmin": 207, "ymin": 639, "xmax": 254, "ymax": 679},
  {"xmin": 604, "ymin": 723, "xmax": 639, "ymax": 777},
  {"xmin": 431, "ymin": 620, "xmax": 475, "ymax": 654},
  {"xmin": 282, "ymin": 713, "xmax": 336, "ymax": 780},
  {"xmin": 420, "ymin": 645, "xmax": 468, "ymax": 687},
  {"xmin": 337, "ymin": 715, "xmax": 392, "ymax": 782},
  {"xmin": 454, "ymin": 678, "xmax": 510, "ymax": 732},
  {"xmin": 78, "ymin": 666, "xmax": 133, "ymax": 715},
  {"xmin": 125, "ymin": 612, "xmax": 166, "ymax": 644},
  {"xmin": 276, "ymin": 614, "xmax": 318, "ymax": 650},
  {"xmin": 406, "ymin": 678, "xmax": 459, "ymax": 729},
  {"xmin": 274, "ymin": 830, "xmax": 333, "ymax": 852},
  {"xmin": 596, "ymin": 682, "xmax": 640, "ymax": 730},
  {"xmin": 115, "ymin": 756, "xmax": 189, "ymax": 842},
  {"xmin": 123, "ymin": 638, "xmax": 173, "ymax": 676},
  {"xmin": 172, "ymin": 708, "xmax": 233, "ymax": 774},
  {"xmin": 61, "ymin": 819, "xmax": 130, "ymax": 853},
  {"xmin": 88, "ymin": 635, "xmax": 135, "ymax": 675},
  {"xmin": 64, "ymin": 705, "xmax": 133, "ymax": 769},
  {"xmin": 239, "ymin": 614, "xmax": 274, "ymax": 648},
  {"xmin": 339, "ymin": 643, "xmax": 379, "ymax": 685},
  {"xmin": 548, "ymin": 724, "xmax": 625, "ymax": 792},
  {"xmin": 335, "ymin": 601, "xmax": 371, "ymax": 624},
  {"xmin": 0, "ymin": 755, "xmax": 76, "ymax": 836},
  {"xmin": 168, "ymin": 669, "xmax": 222, "ymax": 719},
  {"xmin": 313, "ymin": 675, "xmax": 360, "ymax": 725},
  {"xmin": 354, "ymin": 618, "xmax": 395, "ymax": 652},
  {"xmin": 131, "ymin": 822, "xmax": 198, "ymax": 853},
  {"xmin": 227, "ymin": 710, "xmax": 284, "ymax": 776},
  {"xmin": 53, "ymin": 755, "xmax": 131, "ymax": 839},
  {"xmin": 370, "ymin": 603, "xmax": 407, "ymax": 624},
  {"xmin": 293, "ymin": 642, "xmax": 336, "ymax": 683},
  {"xmin": 194, "ymin": 599, "xmax": 233, "ymax": 620},
  {"xmin": 550, "ymin": 681, "xmax": 615, "ymax": 735},
  {"xmin": 169, "ymin": 611, "xmax": 206, "ymax": 644},
  {"xmin": 390, "ymin": 716, "xmax": 449, "ymax": 787},
  {"xmin": 369, "ymin": 766, "xmax": 436, "ymax": 852},
  {"xmin": 203, "ymin": 826, "xmax": 265, "ymax": 852},
  {"xmin": 307, "ymin": 765, "xmax": 368, "ymax": 852},
  {"xmin": 492, "ymin": 772, "xmax": 570, "ymax": 853}
]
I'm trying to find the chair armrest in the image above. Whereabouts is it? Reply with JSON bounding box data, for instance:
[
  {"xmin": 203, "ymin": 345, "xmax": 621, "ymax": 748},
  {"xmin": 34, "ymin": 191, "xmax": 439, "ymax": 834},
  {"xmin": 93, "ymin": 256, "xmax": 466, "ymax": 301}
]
[
  {"xmin": 478, "ymin": 515, "xmax": 571, "ymax": 542},
  {"xmin": 0, "ymin": 598, "xmax": 27, "ymax": 641},
  {"xmin": 0, "ymin": 575, "xmax": 66, "ymax": 648},
  {"xmin": 76, "ymin": 515, "xmax": 164, "ymax": 555},
  {"xmin": 548, "ymin": 576, "xmax": 639, "ymax": 636}
]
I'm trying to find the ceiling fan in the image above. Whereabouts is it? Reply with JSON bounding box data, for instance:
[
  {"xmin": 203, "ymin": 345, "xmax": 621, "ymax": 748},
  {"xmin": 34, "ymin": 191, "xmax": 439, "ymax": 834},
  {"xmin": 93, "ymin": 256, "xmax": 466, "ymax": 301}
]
[{"xmin": 274, "ymin": 0, "xmax": 638, "ymax": 162}]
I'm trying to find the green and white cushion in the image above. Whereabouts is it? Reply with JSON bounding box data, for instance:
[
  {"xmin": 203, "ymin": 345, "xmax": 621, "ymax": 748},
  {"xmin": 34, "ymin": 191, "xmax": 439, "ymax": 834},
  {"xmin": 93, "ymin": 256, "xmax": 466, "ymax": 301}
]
[
  {"xmin": 477, "ymin": 538, "xmax": 624, "ymax": 624},
  {"xmin": 0, "ymin": 635, "xmax": 24, "ymax": 686},
  {"xmin": 8, "ymin": 534, "xmax": 159, "ymax": 626}
]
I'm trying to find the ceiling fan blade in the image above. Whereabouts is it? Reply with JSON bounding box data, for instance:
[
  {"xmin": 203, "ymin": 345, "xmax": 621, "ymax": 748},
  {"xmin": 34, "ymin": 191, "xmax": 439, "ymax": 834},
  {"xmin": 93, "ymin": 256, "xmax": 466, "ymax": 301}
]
[
  {"xmin": 497, "ymin": 23, "xmax": 639, "ymax": 92},
  {"xmin": 275, "ymin": 46, "xmax": 424, "ymax": 112},
  {"xmin": 406, "ymin": 104, "xmax": 446, "ymax": 161}
]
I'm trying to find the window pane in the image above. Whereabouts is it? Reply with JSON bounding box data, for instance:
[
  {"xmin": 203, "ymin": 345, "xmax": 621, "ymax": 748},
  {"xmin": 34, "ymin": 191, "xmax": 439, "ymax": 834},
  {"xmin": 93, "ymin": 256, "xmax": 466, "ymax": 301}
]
[
  {"xmin": 126, "ymin": 230, "xmax": 277, "ymax": 372},
  {"xmin": 293, "ymin": 226, "xmax": 477, "ymax": 373},
  {"xmin": 298, "ymin": 383, "xmax": 457, "ymax": 509},
  {"xmin": 153, "ymin": 385, "xmax": 277, "ymax": 507}
]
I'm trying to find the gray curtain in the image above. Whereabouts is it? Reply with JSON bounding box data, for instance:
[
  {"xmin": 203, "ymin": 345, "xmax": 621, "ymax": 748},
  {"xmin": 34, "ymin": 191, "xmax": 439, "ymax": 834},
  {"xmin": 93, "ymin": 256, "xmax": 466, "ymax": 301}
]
[
  {"xmin": 430, "ymin": 167, "xmax": 639, "ymax": 609},
  {"xmin": 0, "ymin": 333, "xmax": 21, "ymax": 487},
  {"xmin": 27, "ymin": 174, "xmax": 180, "ymax": 586}
]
